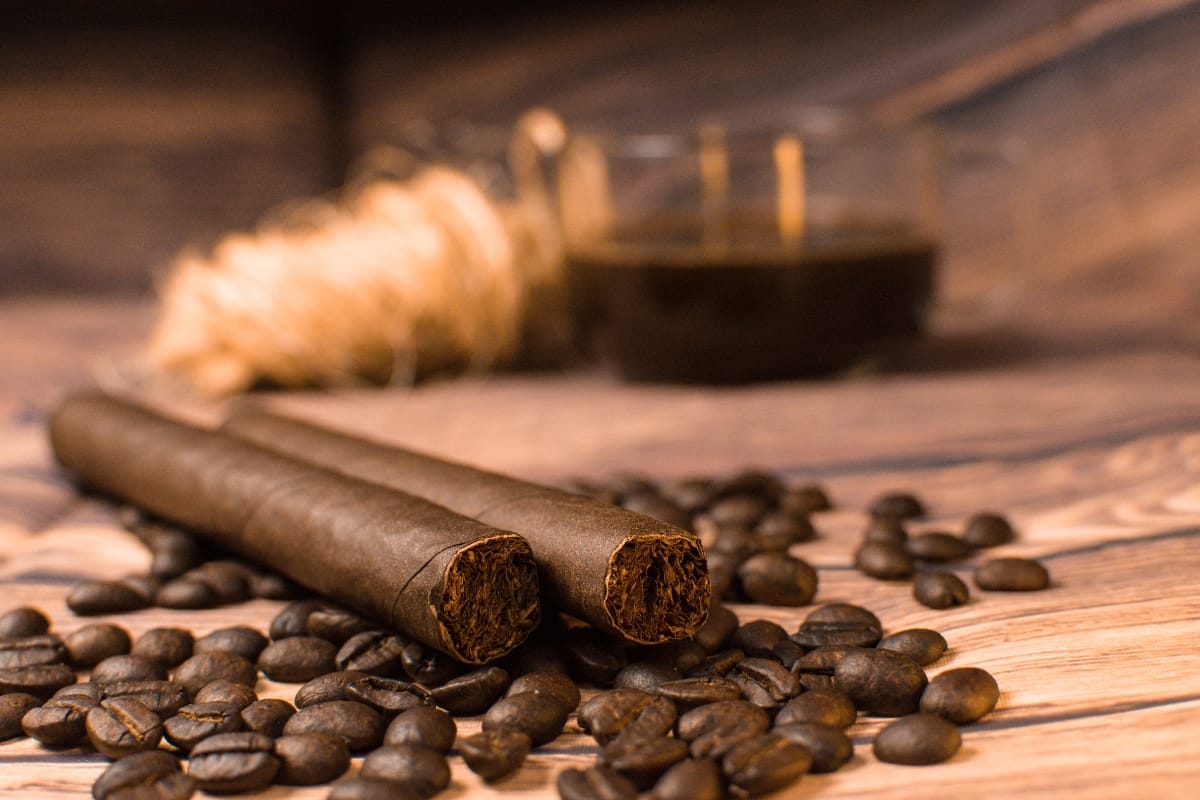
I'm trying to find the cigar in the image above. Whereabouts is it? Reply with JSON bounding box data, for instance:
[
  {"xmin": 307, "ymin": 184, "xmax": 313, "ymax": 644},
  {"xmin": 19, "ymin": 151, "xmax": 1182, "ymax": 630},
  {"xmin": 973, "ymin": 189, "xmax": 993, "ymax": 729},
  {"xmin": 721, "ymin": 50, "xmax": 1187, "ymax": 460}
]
[
  {"xmin": 222, "ymin": 410, "xmax": 710, "ymax": 644},
  {"xmin": 49, "ymin": 391, "xmax": 540, "ymax": 664}
]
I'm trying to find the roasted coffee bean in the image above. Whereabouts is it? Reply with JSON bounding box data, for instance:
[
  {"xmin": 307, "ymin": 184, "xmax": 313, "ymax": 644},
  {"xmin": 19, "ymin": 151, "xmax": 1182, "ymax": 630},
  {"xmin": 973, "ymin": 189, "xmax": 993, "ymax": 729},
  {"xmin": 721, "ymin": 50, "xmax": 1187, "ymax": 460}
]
[
  {"xmin": 614, "ymin": 662, "xmax": 681, "ymax": 692},
  {"xmin": 869, "ymin": 492, "xmax": 925, "ymax": 519},
  {"xmin": 834, "ymin": 648, "xmax": 928, "ymax": 716},
  {"xmin": 775, "ymin": 688, "xmax": 857, "ymax": 729},
  {"xmin": 66, "ymin": 580, "xmax": 149, "ymax": 615},
  {"xmin": 677, "ymin": 700, "xmax": 769, "ymax": 759},
  {"xmin": 578, "ymin": 689, "xmax": 677, "ymax": 744},
  {"xmin": 154, "ymin": 578, "xmax": 219, "ymax": 609},
  {"xmin": 86, "ymin": 696, "xmax": 163, "ymax": 759},
  {"xmin": 346, "ymin": 675, "xmax": 429, "ymax": 716},
  {"xmin": 458, "ymin": 728, "xmax": 532, "ymax": 781},
  {"xmin": 636, "ymin": 638, "xmax": 706, "ymax": 673},
  {"xmin": 20, "ymin": 687, "xmax": 98, "ymax": 746},
  {"xmin": 693, "ymin": 604, "xmax": 738, "ymax": 653},
  {"xmin": 796, "ymin": 673, "xmax": 837, "ymax": 693},
  {"xmin": 729, "ymin": 619, "xmax": 788, "ymax": 659},
  {"xmin": 64, "ymin": 623, "xmax": 131, "ymax": 668},
  {"xmin": 194, "ymin": 626, "xmax": 269, "ymax": 662},
  {"xmin": 565, "ymin": 627, "xmax": 628, "ymax": 685},
  {"xmin": 621, "ymin": 491, "xmax": 692, "ymax": 531},
  {"xmin": 146, "ymin": 530, "xmax": 205, "ymax": 582},
  {"xmin": 913, "ymin": 570, "xmax": 970, "ymax": 609},
  {"xmin": 249, "ymin": 571, "xmax": 303, "ymax": 600},
  {"xmin": 241, "ymin": 698, "xmax": 295, "ymax": 737},
  {"xmin": 131, "ymin": 628, "xmax": 194, "ymax": 668},
  {"xmin": 862, "ymin": 515, "xmax": 909, "ymax": 545},
  {"xmin": 336, "ymin": 630, "xmax": 407, "ymax": 675},
  {"xmin": 975, "ymin": 557, "xmax": 1050, "ymax": 591},
  {"xmin": 707, "ymin": 495, "xmax": 771, "ymax": 529},
  {"xmin": 274, "ymin": 732, "xmax": 351, "ymax": 785},
  {"xmin": 655, "ymin": 677, "xmax": 741, "ymax": 711},
  {"xmin": 772, "ymin": 638, "xmax": 807, "ymax": 670},
  {"xmin": 173, "ymin": 652, "xmax": 257, "ymax": 697},
  {"xmin": 505, "ymin": 670, "xmax": 580, "ymax": 714},
  {"xmin": 430, "ymin": 666, "xmax": 508, "ymax": 715},
  {"xmin": 0, "ymin": 607, "xmax": 50, "ymax": 639},
  {"xmin": 600, "ymin": 732, "xmax": 690, "ymax": 788},
  {"xmin": 557, "ymin": 766, "xmax": 638, "ymax": 800},
  {"xmin": 705, "ymin": 552, "xmax": 740, "ymax": 601},
  {"xmin": 781, "ymin": 484, "xmax": 831, "ymax": 514},
  {"xmin": 0, "ymin": 663, "xmax": 75, "ymax": 697},
  {"xmin": 270, "ymin": 599, "xmax": 327, "ymax": 640},
  {"xmin": 195, "ymin": 679, "xmax": 257, "ymax": 711},
  {"xmin": 91, "ymin": 655, "xmax": 166, "ymax": 686},
  {"xmin": 873, "ymin": 712, "xmax": 962, "ymax": 765},
  {"xmin": 0, "ymin": 692, "xmax": 39, "ymax": 739},
  {"xmin": 717, "ymin": 469, "xmax": 786, "ymax": 503},
  {"xmin": 789, "ymin": 645, "xmax": 863, "ymax": 676},
  {"xmin": 91, "ymin": 750, "xmax": 195, "ymax": 800},
  {"xmin": 294, "ymin": 670, "xmax": 370, "ymax": 708},
  {"xmin": 906, "ymin": 531, "xmax": 971, "ymax": 562},
  {"xmin": 729, "ymin": 658, "xmax": 801, "ymax": 711},
  {"xmin": 307, "ymin": 606, "xmax": 376, "ymax": 644},
  {"xmin": 188, "ymin": 731, "xmax": 280, "ymax": 793},
  {"xmin": 709, "ymin": 528, "xmax": 758, "ymax": 560},
  {"xmin": 103, "ymin": 680, "xmax": 190, "ymax": 717},
  {"xmin": 684, "ymin": 648, "xmax": 744, "ymax": 678},
  {"xmin": 0, "ymin": 634, "xmax": 67, "ymax": 670},
  {"xmin": 163, "ymin": 701, "xmax": 243, "ymax": 751},
  {"xmin": 190, "ymin": 561, "xmax": 254, "ymax": 605},
  {"xmin": 482, "ymin": 691, "xmax": 569, "ymax": 746},
  {"xmin": 772, "ymin": 722, "xmax": 853, "ymax": 772},
  {"xmin": 920, "ymin": 667, "xmax": 1000, "ymax": 723},
  {"xmin": 504, "ymin": 641, "xmax": 568, "ymax": 676},
  {"xmin": 257, "ymin": 636, "xmax": 337, "ymax": 682},
  {"xmin": 754, "ymin": 511, "xmax": 816, "ymax": 551},
  {"xmin": 329, "ymin": 777, "xmax": 422, "ymax": 800},
  {"xmin": 652, "ymin": 759, "xmax": 724, "ymax": 800},
  {"xmin": 963, "ymin": 512, "xmax": 1015, "ymax": 548},
  {"xmin": 854, "ymin": 541, "xmax": 915, "ymax": 580},
  {"xmin": 660, "ymin": 477, "xmax": 715, "ymax": 513},
  {"xmin": 793, "ymin": 603, "xmax": 883, "ymax": 649},
  {"xmin": 283, "ymin": 699, "xmax": 386, "ymax": 751},
  {"xmin": 722, "ymin": 732, "xmax": 811, "ymax": 795},
  {"xmin": 360, "ymin": 743, "xmax": 450, "ymax": 798},
  {"xmin": 120, "ymin": 575, "xmax": 164, "ymax": 605},
  {"xmin": 602, "ymin": 472, "xmax": 658, "ymax": 500},
  {"xmin": 738, "ymin": 553, "xmax": 818, "ymax": 606},
  {"xmin": 877, "ymin": 629, "xmax": 949, "ymax": 666},
  {"xmin": 400, "ymin": 641, "xmax": 461, "ymax": 686},
  {"xmin": 384, "ymin": 705, "xmax": 456, "ymax": 753}
]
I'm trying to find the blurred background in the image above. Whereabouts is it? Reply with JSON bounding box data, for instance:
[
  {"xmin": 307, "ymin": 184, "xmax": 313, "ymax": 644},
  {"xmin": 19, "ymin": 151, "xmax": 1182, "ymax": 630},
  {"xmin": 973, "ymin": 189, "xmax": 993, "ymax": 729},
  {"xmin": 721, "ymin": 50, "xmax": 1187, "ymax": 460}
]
[{"xmin": 4, "ymin": 0, "xmax": 1200, "ymax": 361}]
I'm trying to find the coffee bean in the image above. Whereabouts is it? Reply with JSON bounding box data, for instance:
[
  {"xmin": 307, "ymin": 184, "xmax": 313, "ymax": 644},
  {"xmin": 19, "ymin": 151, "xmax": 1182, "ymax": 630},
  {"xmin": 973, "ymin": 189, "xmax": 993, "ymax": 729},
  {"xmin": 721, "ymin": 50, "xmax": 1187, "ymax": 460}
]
[
  {"xmin": 241, "ymin": 698, "xmax": 295, "ymax": 737},
  {"xmin": 190, "ymin": 561, "xmax": 254, "ymax": 605},
  {"xmin": 194, "ymin": 626, "xmax": 269, "ymax": 662},
  {"xmin": 693, "ymin": 604, "xmax": 738, "ymax": 653},
  {"xmin": 834, "ymin": 648, "xmax": 928, "ymax": 716},
  {"xmin": 384, "ymin": 705, "xmax": 456, "ymax": 753},
  {"xmin": 400, "ymin": 641, "xmax": 461, "ymax": 686},
  {"xmin": 772, "ymin": 722, "xmax": 853, "ymax": 772},
  {"xmin": 482, "ymin": 692, "xmax": 569, "ymax": 746},
  {"xmin": 789, "ymin": 645, "xmax": 863, "ymax": 676},
  {"xmin": 676, "ymin": 700, "xmax": 769, "ymax": 759},
  {"xmin": 614, "ymin": 662, "xmax": 681, "ymax": 692},
  {"xmin": 20, "ymin": 687, "xmax": 98, "ymax": 746},
  {"xmin": 869, "ymin": 492, "xmax": 925, "ymax": 519},
  {"xmin": 346, "ymin": 675, "xmax": 429, "ymax": 716},
  {"xmin": 249, "ymin": 571, "xmax": 303, "ymax": 600},
  {"xmin": 173, "ymin": 652, "xmax": 258, "ymax": 697},
  {"xmin": 335, "ymin": 630, "xmax": 407, "ymax": 675},
  {"xmin": 131, "ymin": 628, "xmax": 194, "ymax": 668},
  {"xmin": 0, "ymin": 634, "xmax": 67, "ymax": 670},
  {"xmin": 578, "ymin": 689, "xmax": 677, "ymax": 745},
  {"xmin": 621, "ymin": 491, "xmax": 692, "ymax": 531},
  {"xmin": 793, "ymin": 603, "xmax": 883, "ymax": 649},
  {"xmin": 722, "ymin": 732, "xmax": 811, "ymax": 795},
  {"xmin": 90, "ymin": 655, "xmax": 166, "ymax": 686},
  {"xmin": 862, "ymin": 515, "xmax": 908, "ymax": 545},
  {"xmin": 0, "ymin": 607, "xmax": 50, "ymax": 639},
  {"xmin": 651, "ymin": 759, "xmax": 724, "ymax": 800},
  {"xmin": 654, "ymin": 677, "xmax": 741, "ymax": 711},
  {"xmin": 660, "ymin": 477, "xmax": 715, "ymax": 513},
  {"xmin": 329, "ymin": 777, "xmax": 422, "ymax": 800},
  {"xmin": 873, "ymin": 712, "xmax": 962, "ymax": 765},
  {"xmin": 66, "ymin": 580, "xmax": 149, "ymax": 615},
  {"xmin": 877, "ymin": 629, "xmax": 949, "ymax": 666},
  {"xmin": 163, "ymin": 701, "xmax": 244, "ymax": 751},
  {"xmin": 274, "ymin": 732, "xmax": 351, "ymax": 785},
  {"xmin": 684, "ymin": 648, "xmax": 744, "ymax": 678},
  {"xmin": 86, "ymin": 696, "xmax": 163, "ymax": 759},
  {"xmin": 728, "ymin": 619, "xmax": 788, "ymax": 659},
  {"xmin": 270, "ymin": 599, "xmax": 327, "ymax": 640},
  {"xmin": 737, "ymin": 553, "xmax": 817, "ymax": 606},
  {"xmin": 458, "ymin": 728, "xmax": 532, "ymax": 781},
  {"xmin": 91, "ymin": 750, "xmax": 195, "ymax": 800},
  {"xmin": 504, "ymin": 671, "xmax": 580, "ymax": 715},
  {"xmin": 854, "ymin": 541, "xmax": 915, "ymax": 580},
  {"xmin": 504, "ymin": 642, "xmax": 568, "ymax": 676},
  {"xmin": 913, "ymin": 570, "xmax": 970, "ymax": 609},
  {"xmin": 283, "ymin": 699, "xmax": 386, "ymax": 751},
  {"xmin": 154, "ymin": 578, "xmax": 219, "ymax": 610},
  {"xmin": 728, "ymin": 658, "xmax": 800, "ymax": 711},
  {"xmin": 975, "ymin": 557, "xmax": 1050, "ymax": 591},
  {"xmin": 599, "ymin": 732, "xmax": 690, "ymax": 788},
  {"xmin": 771, "ymin": 638, "xmax": 807, "ymax": 670},
  {"xmin": 962, "ymin": 512, "xmax": 1015, "ymax": 548},
  {"xmin": 102, "ymin": 680, "xmax": 190, "ymax": 717},
  {"xmin": 195, "ymin": 679, "xmax": 258, "ymax": 710},
  {"xmin": 782, "ymin": 484, "xmax": 831, "ymax": 515},
  {"xmin": 64, "ymin": 624, "xmax": 131, "ymax": 668},
  {"xmin": 294, "ymin": 671, "xmax": 370, "ymax": 708},
  {"xmin": 557, "ymin": 766, "xmax": 638, "ymax": 800},
  {"xmin": 430, "ymin": 666, "xmax": 509, "ymax": 715},
  {"xmin": 707, "ymin": 495, "xmax": 770, "ymax": 529},
  {"xmin": 0, "ymin": 692, "xmax": 39, "ymax": 739},
  {"xmin": 188, "ymin": 731, "xmax": 281, "ymax": 793},
  {"xmin": 775, "ymin": 688, "xmax": 857, "ymax": 729},
  {"xmin": 796, "ymin": 674, "xmax": 837, "ymax": 693},
  {"xmin": 704, "ymin": 552, "xmax": 740, "ymax": 602},
  {"xmin": 142, "ymin": 524, "xmax": 206, "ymax": 581},
  {"xmin": 307, "ymin": 606, "xmax": 376, "ymax": 644},
  {"xmin": 906, "ymin": 531, "xmax": 971, "ymax": 562},
  {"xmin": 0, "ymin": 663, "xmax": 76, "ymax": 697},
  {"xmin": 636, "ymin": 638, "xmax": 706, "ymax": 673},
  {"xmin": 565, "ymin": 627, "xmax": 628, "ymax": 685},
  {"xmin": 920, "ymin": 667, "xmax": 1000, "ymax": 723},
  {"xmin": 258, "ymin": 636, "xmax": 337, "ymax": 682},
  {"xmin": 360, "ymin": 743, "xmax": 450, "ymax": 798},
  {"xmin": 753, "ymin": 511, "xmax": 816, "ymax": 552}
]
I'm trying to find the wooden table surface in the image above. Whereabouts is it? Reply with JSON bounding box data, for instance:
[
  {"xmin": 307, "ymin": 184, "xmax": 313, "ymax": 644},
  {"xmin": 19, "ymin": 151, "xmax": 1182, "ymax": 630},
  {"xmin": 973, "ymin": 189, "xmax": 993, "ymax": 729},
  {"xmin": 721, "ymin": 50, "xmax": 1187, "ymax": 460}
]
[{"xmin": 1, "ymin": 296, "xmax": 1199, "ymax": 798}]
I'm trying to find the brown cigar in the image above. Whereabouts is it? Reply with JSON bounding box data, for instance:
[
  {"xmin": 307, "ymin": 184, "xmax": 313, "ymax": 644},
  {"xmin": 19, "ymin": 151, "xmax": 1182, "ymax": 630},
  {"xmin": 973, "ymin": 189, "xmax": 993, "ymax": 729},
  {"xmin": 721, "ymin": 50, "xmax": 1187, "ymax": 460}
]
[
  {"xmin": 222, "ymin": 410, "xmax": 710, "ymax": 644},
  {"xmin": 49, "ymin": 391, "xmax": 540, "ymax": 664}
]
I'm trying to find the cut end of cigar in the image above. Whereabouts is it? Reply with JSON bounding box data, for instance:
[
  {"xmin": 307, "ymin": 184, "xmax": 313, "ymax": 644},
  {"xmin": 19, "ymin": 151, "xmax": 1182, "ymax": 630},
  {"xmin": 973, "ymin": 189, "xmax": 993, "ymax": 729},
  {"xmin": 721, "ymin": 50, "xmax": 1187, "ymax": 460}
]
[
  {"xmin": 435, "ymin": 533, "xmax": 541, "ymax": 664},
  {"xmin": 604, "ymin": 532, "xmax": 710, "ymax": 645}
]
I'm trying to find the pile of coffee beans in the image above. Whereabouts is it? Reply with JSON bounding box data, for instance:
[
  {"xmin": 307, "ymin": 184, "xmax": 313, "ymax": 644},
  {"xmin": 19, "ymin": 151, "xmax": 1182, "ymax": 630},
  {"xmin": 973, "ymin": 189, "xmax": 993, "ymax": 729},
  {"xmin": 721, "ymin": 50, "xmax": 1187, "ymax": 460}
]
[{"xmin": 0, "ymin": 471, "xmax": 1052, "ymax": 798}]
